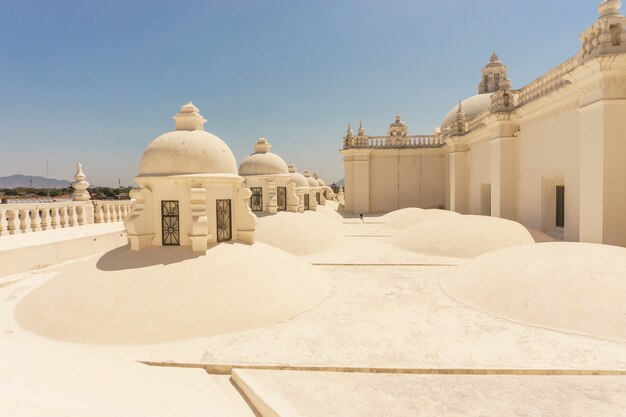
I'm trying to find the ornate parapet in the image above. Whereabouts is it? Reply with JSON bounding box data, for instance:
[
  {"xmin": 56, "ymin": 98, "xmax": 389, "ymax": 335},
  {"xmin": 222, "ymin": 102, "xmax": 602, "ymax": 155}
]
[
  {"xmin": 343, "ymin": 134, "xmax": 444, "ymax": 150},
  {"xmin": 0, "ymin": 201, "xmax": 100, "ymax": 236}
]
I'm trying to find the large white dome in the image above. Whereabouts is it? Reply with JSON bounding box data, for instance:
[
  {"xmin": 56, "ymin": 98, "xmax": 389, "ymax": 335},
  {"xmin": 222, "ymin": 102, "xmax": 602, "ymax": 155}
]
[
  {"xmin": 239, "ymin": 137, "xmax": 289, "ymax": 176},
  {"xmin": 440, "ymin": 93, "xmax": 492, "ymax": 129},
  {"xmin": 138, "ymin": 102, "xmax": 238, "ymax": 176}
]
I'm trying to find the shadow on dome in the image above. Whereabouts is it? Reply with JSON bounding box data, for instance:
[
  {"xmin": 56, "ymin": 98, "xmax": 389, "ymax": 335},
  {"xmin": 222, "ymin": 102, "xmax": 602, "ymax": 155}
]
[{"xmin": 96, "ymin": 244, "xmax": 206, "ymax": 271}]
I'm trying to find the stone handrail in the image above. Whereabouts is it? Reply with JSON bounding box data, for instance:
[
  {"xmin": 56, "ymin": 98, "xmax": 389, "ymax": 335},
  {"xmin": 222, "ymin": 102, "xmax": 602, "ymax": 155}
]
[
  {"xmin": 0, "ymin": 200, "xmax": 134, "ymax": 236},
  {"xmin": 344, "ymin": 135, "xmax": 443, "ymax": 149},
  {"xmin": 516, "ymin": 55, "xmax": 578, "ymax": 107},
  {"xmin": 93, "ymin": 200, "xmax": 134, "ymax": 223}
]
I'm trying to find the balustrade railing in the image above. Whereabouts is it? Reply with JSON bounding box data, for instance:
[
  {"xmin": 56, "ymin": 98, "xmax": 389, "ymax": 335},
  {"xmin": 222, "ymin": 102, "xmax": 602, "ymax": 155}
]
[
  {"xmin": 344, "ymin": 135, "xmax": 443, "ymax": 149},
  {"xmin": 0, "ymin": 200, "xmax": 134, "ymax": 237}
]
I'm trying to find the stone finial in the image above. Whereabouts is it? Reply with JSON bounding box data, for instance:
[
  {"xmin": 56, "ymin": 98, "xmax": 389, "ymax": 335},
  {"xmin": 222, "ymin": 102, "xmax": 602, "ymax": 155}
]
[
  {"xmin": 288, "ymin": 163, "xmax": 297, "ymax": 173},
  {"xmin": 173, "ymin": 101, "xmax": 207, "ymax": 131},
  {"xmin": 254, "ymin": 137, "xmax": 271, "ymax": 154},
  {"xmin": 357, "ymin": 121, "xmax": 365, "ymax": 136},
  {"xmin": 72, "ymin": 162, "xmax": 91, "ymax": 201},
  {"xmin": 313, "ymin": 172, "xmax": 320, "ymax": 180},
  {"xmin": 457, "ymin": 100, "xmax": 465, "ymax": 115},
  {"xmin": 346, "ymin": 123, "xmax": 353, "ymax": 137},
  {"xmin": 489, "ymin": 51, "xmax": 500, "ymax": 63},
  {"xmin": 598, "ymin": 0, "xmax": 622, "ymax": 18},
  {"xmin": 303, "ymin": 170, "xmax": 311, "ymax": 178}
]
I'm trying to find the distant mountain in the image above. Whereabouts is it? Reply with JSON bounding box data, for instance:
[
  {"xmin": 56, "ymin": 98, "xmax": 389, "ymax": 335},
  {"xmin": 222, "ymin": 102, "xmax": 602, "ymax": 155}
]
[
  {"xmin": 335, "ymin": 178, "xmax": 344, "ymax": 187},
  {"xmin": 0, "ymin": 175, "xmax": 72, "ymax": 189}
]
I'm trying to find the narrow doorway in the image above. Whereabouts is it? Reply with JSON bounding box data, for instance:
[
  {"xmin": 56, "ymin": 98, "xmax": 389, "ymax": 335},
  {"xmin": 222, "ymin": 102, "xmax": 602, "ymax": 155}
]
[
  {"xmin": 304, "ymin": 194, "xmax": 310, "ymax": 210},
  {"xmin": 250, "ymin": 187, "xmax": 263, "ymax": 211},
  {"xmin": 161, "ymin": 200, "xmax": 180, "ymax": 246},
  {"xmin": 216, "ymin": 199, "xmax": 232, "ymax": 242},
  {"xmin": 556, "ymin": 186, "xmax": 565, "ymax": 228},
  {"xmin": 277, "ymin": 187, "xmax": 287, "ymax": 211}
]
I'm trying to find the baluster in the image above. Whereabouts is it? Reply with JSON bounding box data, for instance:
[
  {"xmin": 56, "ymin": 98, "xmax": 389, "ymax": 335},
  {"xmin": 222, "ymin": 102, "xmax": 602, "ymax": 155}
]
[
  {"xmin": 94, "ymin": 202, "xmax": 102, "ymax": 223},
  {"xmin": 7, "ymin": 210, "xmax": 17, "ymax": 235},
  {"xmin": 49, "ymin": 207, "xmax": 58, "ymax": 229},
  {"xmin": 67, "ymin": 206, "xmax": 76, "ymax": 227},
  {"xmin": 104, "ymin": 204, "xmax": 111, "ymax": 223},
  {"xmin": 30, "ymin": 209, "xmax": 41, "ymax": 232},
  {"xmin": 58, "ymin": 206, "xmax": 67, "ymax": 228},
  {"xmin": 76, "ymin": 205, "xmax": 84, "ymax": 225},
  {"xmin": 18, "ymin": 209, "xmax": 30, "ymax": 233},
  {"xmin": 40, "ymin": 208, "xmax": 49, "ymax": 231}
]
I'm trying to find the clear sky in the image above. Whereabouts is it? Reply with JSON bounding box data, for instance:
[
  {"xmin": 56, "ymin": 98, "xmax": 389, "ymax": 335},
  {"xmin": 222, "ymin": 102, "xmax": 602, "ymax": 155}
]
[{"xmin": 0, "ymin": 0, "xmax": 598, "ymax": 186}]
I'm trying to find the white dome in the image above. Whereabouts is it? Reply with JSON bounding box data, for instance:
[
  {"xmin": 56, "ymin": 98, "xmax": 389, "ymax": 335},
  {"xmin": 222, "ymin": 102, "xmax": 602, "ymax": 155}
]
[
  {"xmin": 239, "ymin": 137, "xmax": 289, "ymax": 176},
  {"xmin": 440, "ymin": 94, "xmax": 492, "ymax": 129},
  {"xmin": 138, "ymin": 103, "xmax": 238, "ymax": 176},
  {"xmin": 290, "ymin": 172, "xmax": 308, "ymax": 187},
  {"xmin": 139, "ymin": 130, "xmax": 238, "ymax": 176},
  {"xmin": 304, "ymin": 170, "xmax": 319, "ymax": 187}
]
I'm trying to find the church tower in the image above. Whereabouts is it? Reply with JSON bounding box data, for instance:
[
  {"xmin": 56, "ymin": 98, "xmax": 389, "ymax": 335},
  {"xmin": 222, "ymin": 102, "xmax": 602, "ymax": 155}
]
[{"xmin": 478, "ymin": 52, "xmax": 510, "ymax": 94}]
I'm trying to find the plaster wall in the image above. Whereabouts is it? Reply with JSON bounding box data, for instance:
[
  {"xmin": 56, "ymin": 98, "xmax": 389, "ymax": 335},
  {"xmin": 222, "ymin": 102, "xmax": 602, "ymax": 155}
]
[
  {"xmin": 147, "ymin": 179, "xmax": 241, "ymax": 246},
  {"xmin": 468, "ymin": 140, "xmax": 491, "ymax": 215},
  {"xmin": 518, "ymin": 108, "xmax": 581, "ymax": 241},
  {"xmin": 244, "ymin": 174, "xmax": 291, "ymax": 212}
]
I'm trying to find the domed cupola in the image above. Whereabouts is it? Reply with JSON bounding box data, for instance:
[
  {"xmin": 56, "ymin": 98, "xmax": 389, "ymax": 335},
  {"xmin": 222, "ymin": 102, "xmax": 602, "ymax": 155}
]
[
  {"xmin": 478, "ymin": 52, "xmax": 511, "ymax": 94},
  {"xmin": 303, "ymin": 170, "xmax": 320, "ymax": 188},
  {"xmin": 138, "ymin": 102, "xmax": 238, "ymax": 176},
  {"xmin": 288, "ymin": 163, "xmax": 309, "ymax": 187},
  {"xmin": 238, "ymin": 137, "xmax": 289, "ymax": 176},
  {"xmin": 388, "ymin": 114, "xmax": 408, "ymax": 137}
]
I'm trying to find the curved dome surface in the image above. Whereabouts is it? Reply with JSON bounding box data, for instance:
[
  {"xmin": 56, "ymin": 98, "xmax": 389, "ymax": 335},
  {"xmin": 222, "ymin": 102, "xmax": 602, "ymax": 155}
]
[
  {"xmin": 441, "ymin": 242, "xmax": 626, "ymax": 342},
  {"xmin": 139, "ymin": 130, "xmax": 238, "ymax": 176},
  {"xmin": 440, "ymin": 94, "xmax": 492, "ymax": 129},
  {"xmin": 389, "ymin": 215, "xmax": 534, "ymax": 258},
  {"xmin": 291, "ymin": 172, "xmax": 309, "ymax": 187},
  {"xmin": 15, "ymin": 242, "xmax": 334, "ymax": 345},
  {"xmin": 307, "ymin": 177, "xmax": 319, "ymax": 187},
  {"xmin": 239, "ymin": 152, "xmax": 289, "ymax": 176}
]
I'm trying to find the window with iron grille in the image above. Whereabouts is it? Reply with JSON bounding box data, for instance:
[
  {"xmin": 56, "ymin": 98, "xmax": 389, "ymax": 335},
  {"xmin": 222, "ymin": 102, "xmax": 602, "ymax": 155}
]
[
  {"xmin": 216, "ymin": 199, "xmax": 232, "ymax": 242},
  {"xmin": 277, "ymin": 187, "xmax": 287, "ymax": 211},
  {"xmin": 316, "ymin": 192, "xmax": 320, "ymax": 204},
  {"xmin": 250, "ymin": 187, "xmax": 263, "ymax": 211},
  {"xmin": 161, "ymin": 200, "xmax": 180, "ymax": 246},
  {"xmin": 304, "ymin": 194, "xmax": 309, "ymax": 210}
]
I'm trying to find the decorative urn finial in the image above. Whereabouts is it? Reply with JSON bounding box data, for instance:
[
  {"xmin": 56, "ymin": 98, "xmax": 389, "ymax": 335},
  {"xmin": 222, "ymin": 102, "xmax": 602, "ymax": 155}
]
[{"xmin": 71, "ymin": 162, "xmax": 91, "ymax": 201}]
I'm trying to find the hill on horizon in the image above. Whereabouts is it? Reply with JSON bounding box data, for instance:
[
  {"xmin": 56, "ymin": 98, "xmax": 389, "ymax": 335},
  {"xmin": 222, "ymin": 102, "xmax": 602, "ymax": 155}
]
[{"xmin": 0, "ymin": 175, "xmax": 72, "ymax": 189}]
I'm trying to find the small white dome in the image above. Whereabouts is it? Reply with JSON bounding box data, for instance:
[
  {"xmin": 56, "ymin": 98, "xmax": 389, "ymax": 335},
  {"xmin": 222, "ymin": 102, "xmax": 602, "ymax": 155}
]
[
  {"xmin": 288, "ymin": 164, "xmax": 309, "ymax": 187},
  {"xmin": 313, "ymin": 173, "xmax": 326, "ymax": 187},
  {"xmin": 303, "ymin": 170, "xmax": 319, "ymax": 187},
  {"xmin": 440, "ymin": 94, "xmax": 492, "ymax": 129},
  {"xmin": 239, "ymin": 137, "xmax": 289, "ymax": 176},
  {"xmin": 139, "ymin": 103, "xmax": 238, "ymax": 176},
  {"xmin": 139, "ymin": 130, "xmax": 238, "ymax": 176}
]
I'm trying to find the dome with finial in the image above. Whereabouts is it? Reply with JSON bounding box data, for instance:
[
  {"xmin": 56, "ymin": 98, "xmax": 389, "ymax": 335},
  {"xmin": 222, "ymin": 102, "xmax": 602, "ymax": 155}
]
[
  {"xmin": 313, "ymin": 172, "xmax": 327, "ymax": 187},
  {"xmin": 139, "ymin": 102, "xmax": 238, "ymax": 176},
  {"xmin": 303, "ymin": 170, "xmax": 320, "ymax": 187},
  {"xmin": 440, "ymin": 94, "xmax": 493, "ymax": 130},
  {"xmin": 388, "ymin": 114, "xmax": 408, "ymax": 136},
  {"xmin": 238, "ymin": 137, "xmax": 289, "ymax": 176},
  {"xmin": 598, "ymin": 0, "xmax": 622, "ymax": 18},
  {"xmin": 357, "ymin": 121, "xmax": 366, "ymax": 136},
  {"xmin": 288, "ymin": 163, "xmax": 309, "ymax": 187}
]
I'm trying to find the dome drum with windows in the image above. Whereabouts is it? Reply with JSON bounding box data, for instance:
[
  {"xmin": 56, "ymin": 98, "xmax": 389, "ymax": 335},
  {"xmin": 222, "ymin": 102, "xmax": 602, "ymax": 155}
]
[{"xmin": 124, "ymin": 102, "xmax": 257, "ymax": 252}]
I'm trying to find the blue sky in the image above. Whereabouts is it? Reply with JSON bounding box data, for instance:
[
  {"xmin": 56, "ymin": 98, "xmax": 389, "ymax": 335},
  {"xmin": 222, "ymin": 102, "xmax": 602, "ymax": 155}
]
[{"xmin": 0, "ymin": 0, "xmax": 597, "ymax": 186}]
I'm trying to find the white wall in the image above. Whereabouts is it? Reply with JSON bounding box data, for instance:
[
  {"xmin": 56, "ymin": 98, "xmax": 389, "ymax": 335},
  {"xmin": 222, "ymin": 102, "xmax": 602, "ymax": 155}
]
[{"xmin": 518, "ymin": 108, "xmax": 580, "ymax": 241}]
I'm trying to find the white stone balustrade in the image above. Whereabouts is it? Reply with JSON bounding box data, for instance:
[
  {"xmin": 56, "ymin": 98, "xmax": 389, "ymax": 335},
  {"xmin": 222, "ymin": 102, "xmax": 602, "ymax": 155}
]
[
  {"xmin": 93, "ymin": 200, "xmax": 134, "ymax": 223},
  {"xmin": 0, "ymin": 200, "xmax": 134, "ymax": 236},
  {"xmin": 344, "ymin": 135, "xmax": 443, "ymax": 149}
]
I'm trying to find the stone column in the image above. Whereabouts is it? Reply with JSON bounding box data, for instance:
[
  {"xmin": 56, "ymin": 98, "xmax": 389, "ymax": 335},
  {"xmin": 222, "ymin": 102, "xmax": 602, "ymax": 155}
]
[{"xmin": 446, "ymin": 141, "xmax": 469, "ymax": 214}]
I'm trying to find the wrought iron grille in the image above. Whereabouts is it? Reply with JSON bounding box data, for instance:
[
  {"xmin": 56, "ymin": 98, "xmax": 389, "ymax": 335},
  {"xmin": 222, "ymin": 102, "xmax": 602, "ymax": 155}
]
[
  {"xmin": 316, "ymin": 192, "xmax": 320, "ymax": 204},
  {"xmin": 250, "ymin": 187, "xmax": 263, "ymax": 211},
  {"xmin": 161, "ymin": 200, "xmax": 180, "ymax": 246},
  {"xmin": 277, "ymin": 187, "xmax": 287, "ymax": 211},
  {"xmin": 304, "ymin": 194, "xmax": 309, "ymax": 210},
  {"xmin": 216, "ymin": 199, "xmax": 232, "ymax": 242}
]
